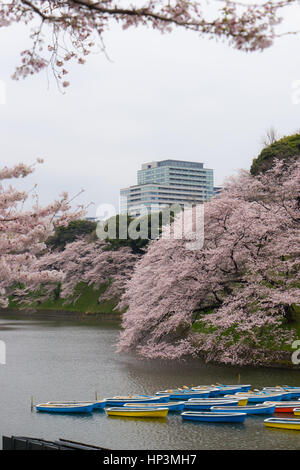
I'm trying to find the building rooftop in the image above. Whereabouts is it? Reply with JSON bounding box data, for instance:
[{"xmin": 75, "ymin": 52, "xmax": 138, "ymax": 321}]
[{"xmin": 141, "ymin": 159, "xmax": 207, "ymax": 170}]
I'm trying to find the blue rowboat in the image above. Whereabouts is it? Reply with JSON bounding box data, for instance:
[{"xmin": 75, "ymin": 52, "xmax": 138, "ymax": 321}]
[
  {"xmin": 104, "ymin": 396, "xmax": 168, "ymax": 406},
  {"xmin": 282, "ymin": 386, "xmax": 300, "ymax": 388},
  {"xmin": 184, "ymin": 399, "xmax": 239, "ymax": 411},
  {"xmin": 36, "ymin": 403, "xmax": 94, "ymax": 413},
  {"xmin": 258, "ymin": 389, "xmax": 292, "ymax": 401},
  {"xmin": 263, "ymin": 387, "xmax": 300, "ymax": 400},
  {"xmin": 211, "ymin": 404, "xmax": 276, "ymax": 415},
  {"xmin": 124, "ymin": 401, "xmax": 185, "ymax": 411},
  {"xmin": 156, "ymin": 390, "xmax": 210, "ymax": 400},
  {"xmin": 92, "ymin": 400, "xmax": 107, "ymax": 409},
  {"xmin": 200, "ymin": 387, "xmax": 242, "ymax": 398},
  {"xmin": 183, "ymin": 386, "xmax": 219, "ymax": 394},
  {"xmin": 181, "ymin": 411, "xmax": 246, "ymax": 423},
  {"xmin": 192, "ymin": 384, "xmax": 251, "ymax": 392},
  {"xmin": 220, "ymin": 384, "xmax": 251, "ymax": 392},
  {"xmin": 46, "ymin": 400, "xmax": 106, "ymax": 410},
  {"xmin": 279, "ymin": 386, "xmax": 300, "ymax": 391},
  {"xmin": 233, "ymin": 393, "xmax": 284, "ymax": 403},
  {"xmin": 190, "ymin": 385, "xmax": 250, "ymax": 397},
  {"xmin": 213, "ymin": 386, "xmax": 251, "ymax": 396},
  {"xmin": 283, "ymin": 389, "xmax": 300, "ymax": 399}
]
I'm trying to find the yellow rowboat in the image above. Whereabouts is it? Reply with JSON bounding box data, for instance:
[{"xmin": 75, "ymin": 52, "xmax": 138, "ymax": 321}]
[
  {"xmin": 105, "ymin": 407, "xmax": 168, "ymax": 418},
  {"xmin": 223, "ymin": 395, "xmax": 248, "ymax": 406},
  {"xmin": 264, "ymin": 418, "xmax": 300, "ymax": 430},
  {"xmin": 293, "ymin": 409, "xmax": 300, "ymax": 416}
]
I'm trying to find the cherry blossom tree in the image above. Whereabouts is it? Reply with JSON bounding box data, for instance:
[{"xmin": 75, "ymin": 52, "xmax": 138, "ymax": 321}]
[
  {"xmin": 1, "ymin": 0, "xmax": 298, "ymax": 87},
  {"xmin": 34, "ymin": 238, "xmax": 141, "ymax": 306},
  {"xmin": 0, "ymin": 161, "xmax": 82, "ymax": 308},
  {"xmin": 118, "ymin": 159, "xmax": 300, "ymax": 365}
]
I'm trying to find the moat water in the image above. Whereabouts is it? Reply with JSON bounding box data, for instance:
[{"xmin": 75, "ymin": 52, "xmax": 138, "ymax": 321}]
[{"xmin": 0, "ymin": 313, "xmax": 299, "ymax": 450}]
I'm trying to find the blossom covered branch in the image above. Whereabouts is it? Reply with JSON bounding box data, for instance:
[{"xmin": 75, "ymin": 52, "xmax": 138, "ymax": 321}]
[
  {"xmin": 0, "ymin": 161, "xmax": 83, "ymax": 307},
  {"xmin": 0, "ymin": 0, "xmax": 296, "ymax": 87}
]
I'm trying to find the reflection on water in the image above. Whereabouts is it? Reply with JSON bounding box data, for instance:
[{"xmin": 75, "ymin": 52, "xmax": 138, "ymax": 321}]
[{"xmin": 0, "ymin": 312, "xmax": 300, "ymax": 450}]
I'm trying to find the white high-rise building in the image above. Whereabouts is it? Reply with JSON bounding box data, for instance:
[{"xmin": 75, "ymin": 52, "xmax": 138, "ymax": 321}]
[{"xmin": 120, "ymin": 159, "xmax": 214, "ymax": 217}]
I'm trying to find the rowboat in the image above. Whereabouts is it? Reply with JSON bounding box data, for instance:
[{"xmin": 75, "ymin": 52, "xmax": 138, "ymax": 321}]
[
  {"xmin": 45, "ymin": 400, "xmax": 106, "ymax": 410},
  {"xmin": 186, "ymin": 387, "xmax": 220, "ymax": 396},
  {"xmin": 223, "ymin": 395, "xmax": 248, "ymax": 406},
  {"xmin": 264, "ymin": 417, "xmax": 300, "ymax": 430},
  {"xmin": 232, "ymin": 393, "xmax": 285, "ymax": 403},
  {"xmin": 211, "ymin": 404, "xmax": 276, "ymax": 415},
  {"xmin": 105, "ymin": 407, "xmax": 168, "ymax": 418},
  {"xmin": 237, "ymin": 390, "xmax": 291, "ymax": 400},
  {"xmin": 104, "ymin": 396, "xmax": 168, "ymax": 406},
  {"xmin": 192, "ymin": 384, "xmax": 251, "ymax": 395},
  {"xmin": 262, "ymin": 392, "xmax": 292, "ymax": 401},
  {"xmin": 92, "ymin": 400, "xmax": 107, "ymax": 409},
  {"xmin": 36, "ymin": 403, "xmax": 94, "ymax": 413},
  {"xmin": 181, "ymin": 412, "xmax": 246, "ymax": 423},
  {"xmin": 263, "ymin": 401, "xmax": 300, "ymax": 413},
  {"xmin": 220, "ymin": 384, "xmax": 251, "ymax": 392},
  {"xmin": 259, "ymin": 388, "xmax": 293, "ymax": 400},
  {"xmin": 211, "ymin": 386, "xmax": 251, "ymax": 396},
  {"xmin": 123, "ymin": 401, "xmax": 185, "ymax": 411},
  {"xmin": 155, "ymin": 390, "xmax": 210, "ymax": 400},
  {"xmin": 282, "ymin": 386, "xmax": 300, "ymax": 393},
  {"xmin": 184, "ymin": 399, "xmax": 239, "ymax": 411},
  {"xmin": 263, "ymin": 387, "xmax": 300, "ymax": 399},
  {"xmin": 283, "ymin": 388, "xmax": 300, "ymax": 399}
]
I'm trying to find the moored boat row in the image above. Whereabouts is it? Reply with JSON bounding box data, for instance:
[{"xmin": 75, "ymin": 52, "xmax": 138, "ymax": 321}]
[{"xmin": 34, "ymin": 383, "xmax": 300, "ymax": 427}]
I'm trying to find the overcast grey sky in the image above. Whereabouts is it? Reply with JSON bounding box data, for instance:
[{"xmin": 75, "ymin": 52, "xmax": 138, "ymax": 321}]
[{"xmin": 0, "ymin": 7, "xmax": 300, "ymax": 216}]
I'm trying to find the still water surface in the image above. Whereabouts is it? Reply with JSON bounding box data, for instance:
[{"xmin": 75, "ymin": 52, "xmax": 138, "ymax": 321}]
[{"xmin": 0, "ymin": 313, "xmax": 299, "ymax": 450}]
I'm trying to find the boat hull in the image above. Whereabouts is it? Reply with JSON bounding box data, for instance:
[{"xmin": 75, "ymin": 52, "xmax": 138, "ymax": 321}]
[
  {"xmin": 211, "ymin": 404, "xmax": 276, "ymax": 415},
  {"xmin": 234, "ymin": 394, "xmax": 284, "ymax": 403},
  {"xmin": 184, "ymin": 400, "xmax": 239, "ymax": 411},
  {"xmin": 264, "ymin": 418, "xmax": 300, "ymax": 430},
  {"xmin": 181, "ymin": 412, "xmax": 246, "ymax": 423},
  {"xmin": 263, "ymin": 401, "xmax": 300, "ymax": 413},
  {"xmin": 191, "ymin": 385, "xmax": 251, "ymax": 397},
  {"xmin": 106, "ymin": 407, "xmax": 168, "ymax": 418},
  {"xmin": 212, "ymin": 387, "xmax": 250, "ymax": 397},
  {"xmin": 92, "ymin": 400, "xmax": 107, "ymax": 409},
  {"xmin": 36, "ymin": 404, "xmax": 94, "ymax": 413}
]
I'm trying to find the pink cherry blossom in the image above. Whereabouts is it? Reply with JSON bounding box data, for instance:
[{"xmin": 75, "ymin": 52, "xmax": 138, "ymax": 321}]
[
  {"xmin": 0, "ymin": 1, "xmax": 296, "ymax": 87},
  {"xmin": 118, "ymin": 159, "xmax": 300, "ymax": 365},
  {"xmin": 0, "ymin": 161, "xmax": 82, "ymax": 307},
  {"xmin": 34, "ymin": 239, "xmax": 141, "ymax": 307}
]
